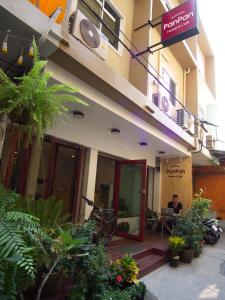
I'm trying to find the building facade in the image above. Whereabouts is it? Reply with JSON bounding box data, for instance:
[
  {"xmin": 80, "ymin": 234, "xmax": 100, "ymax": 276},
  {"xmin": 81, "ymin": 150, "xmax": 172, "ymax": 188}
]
[{"xmin": 0, "ymin": 0, "xmax": 218, "ymax": 241}]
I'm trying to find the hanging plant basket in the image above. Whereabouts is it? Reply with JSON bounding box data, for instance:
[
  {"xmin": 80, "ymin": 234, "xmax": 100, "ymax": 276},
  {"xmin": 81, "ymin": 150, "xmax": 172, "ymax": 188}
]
[{"xmin": 8, "ymin": 109, "xmax": 30, "ymax": 125}]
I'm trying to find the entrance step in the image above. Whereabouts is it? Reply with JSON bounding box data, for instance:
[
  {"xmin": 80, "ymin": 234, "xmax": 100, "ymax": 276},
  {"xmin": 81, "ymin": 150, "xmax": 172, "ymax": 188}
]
[
  {"xmin": 108, "ymin": 237, "xmax": 169, "ymax": 278},
  {"xmin": 137, "ymin": 253, "xmax": 168, "ymax": 278}
]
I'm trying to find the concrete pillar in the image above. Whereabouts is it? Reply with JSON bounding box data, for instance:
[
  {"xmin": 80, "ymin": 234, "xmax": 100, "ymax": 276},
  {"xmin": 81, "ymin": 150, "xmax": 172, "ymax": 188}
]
[
  {"xmin": 25, "ymin": 138, "xmax": 42, "ymax": 198},
  {"xmin": 81, "ymin": 148, "xmax": 98, "ymax": 220}
]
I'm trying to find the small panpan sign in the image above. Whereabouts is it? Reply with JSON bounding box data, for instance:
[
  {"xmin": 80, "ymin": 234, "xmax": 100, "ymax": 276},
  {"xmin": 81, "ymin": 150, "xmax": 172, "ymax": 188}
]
[{"xmin": 161, "ymin": 0, "xmax": 199, "ymax": 47}]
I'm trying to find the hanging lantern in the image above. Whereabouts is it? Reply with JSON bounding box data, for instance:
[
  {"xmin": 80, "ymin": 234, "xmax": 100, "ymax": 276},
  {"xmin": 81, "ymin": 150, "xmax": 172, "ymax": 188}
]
[
  {"xmin": 17, "ymin": 48, "xmax": 24, "ymax": 65},
  {"xmin": 28, "ymin": 44, "xmax": 34, "ymax": 57},
  {"xmin": 1, "ymin": 30, "xmax": 11, "ymax": 54}
]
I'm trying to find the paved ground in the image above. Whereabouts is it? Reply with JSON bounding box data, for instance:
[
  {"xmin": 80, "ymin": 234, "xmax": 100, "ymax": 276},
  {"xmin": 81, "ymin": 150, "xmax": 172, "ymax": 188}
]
[{"xmin": 142, "ymin": 232, "xmax": 225, "ymax": 300}]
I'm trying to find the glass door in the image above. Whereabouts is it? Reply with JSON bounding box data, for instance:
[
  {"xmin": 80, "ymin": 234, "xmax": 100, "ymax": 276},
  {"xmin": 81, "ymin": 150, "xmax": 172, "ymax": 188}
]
[{"xmin": 113, "ymin": 160, "xmax": 147, "ymax": 241}]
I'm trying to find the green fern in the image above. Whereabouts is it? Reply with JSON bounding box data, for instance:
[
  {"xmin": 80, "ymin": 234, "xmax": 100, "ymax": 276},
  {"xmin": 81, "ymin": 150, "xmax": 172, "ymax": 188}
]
[
  {"xmin": 0, "ymin": 184, "xmax": 44, "ymax": 298},
  {"xmin": 0, "ymin": 38, "xmax": 88, "ymax": 139}
]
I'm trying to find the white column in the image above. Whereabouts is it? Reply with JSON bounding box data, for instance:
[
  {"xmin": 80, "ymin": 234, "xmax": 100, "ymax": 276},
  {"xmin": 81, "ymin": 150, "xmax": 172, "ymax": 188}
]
[{"xmin": 82, "ymin": 148, "xmax": 98, "ymax": 219}]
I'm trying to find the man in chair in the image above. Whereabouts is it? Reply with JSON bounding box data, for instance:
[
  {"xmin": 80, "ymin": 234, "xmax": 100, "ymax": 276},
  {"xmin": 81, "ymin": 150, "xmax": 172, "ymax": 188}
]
[{"xmin": 168, "ymin": 194, "xmax": 182, "ymax": 214}]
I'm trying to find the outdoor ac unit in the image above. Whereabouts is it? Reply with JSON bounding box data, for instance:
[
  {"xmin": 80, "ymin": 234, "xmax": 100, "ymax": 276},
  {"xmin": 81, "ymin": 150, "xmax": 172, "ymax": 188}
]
[
  {"xmin": 70, "ymin": 10, "xmax": 108, "ymax": 60},
  {"xmin": 206, "ymin": 135, "xmax": 215, "ymax": 149},
  {"xmin": 176, "ymin": 109, "xmax": 195, "ymax": 135},
  {"xmin": 152, "ymin": 92, "xmax": 176, "ymax": 120}
]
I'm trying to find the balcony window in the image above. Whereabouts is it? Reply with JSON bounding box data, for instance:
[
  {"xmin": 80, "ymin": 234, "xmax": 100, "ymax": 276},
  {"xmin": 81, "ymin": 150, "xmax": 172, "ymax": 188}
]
[
  {"xmin": 162, "ymin": 68, "xmax": 176, "ymax": 106},
  {"xmin": 77, "ymin": 0, "xmax": 121, "ymax": 50}
]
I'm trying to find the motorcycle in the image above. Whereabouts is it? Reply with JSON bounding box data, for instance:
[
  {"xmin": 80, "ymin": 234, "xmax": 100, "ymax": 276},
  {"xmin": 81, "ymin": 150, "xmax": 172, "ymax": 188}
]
[{"xmin": 203, "ymin": 218, "xmax": 223, "ymax": 245}]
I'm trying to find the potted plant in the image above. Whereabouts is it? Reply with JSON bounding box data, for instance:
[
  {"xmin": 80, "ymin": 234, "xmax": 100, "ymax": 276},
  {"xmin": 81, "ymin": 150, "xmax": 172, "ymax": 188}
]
[
  {"xmin": 0, "ymin": 38, "xmax": 88, "ymax": 178},
  {"xmin": 118, "ymin": 221, "xmax": 130, "ymax": 233},
  {"xmin": 192, "ymin": 190, "xmax": 212, "ymax": 220},
  {"xmin": 0, "ymin": 38, "xmax": 87, "ymax": 139},
  {"xmin": 109, "ymin": 254, "xmax": 146, "ymax": 300},
  {"xmin": 168, "ymin": 236, "xmax": 185, "ymax": 267}
]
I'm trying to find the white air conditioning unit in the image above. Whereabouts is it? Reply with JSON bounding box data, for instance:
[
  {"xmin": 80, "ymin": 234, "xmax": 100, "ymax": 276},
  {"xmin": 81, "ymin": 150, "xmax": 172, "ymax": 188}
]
[
  {"xmin": 70, "ymin": 10, "xmax": 108, "ymax": 60},
  {"xmin": 206, "ymin": 135, "xmax": 215, "ymax": 150},
  {"xmin": 176, "ymin": 109, "xmax": 195, "ymax": 135},
  {"xmin": 152, "ymin": 92, "xmax": 176, "ymax": 120}
]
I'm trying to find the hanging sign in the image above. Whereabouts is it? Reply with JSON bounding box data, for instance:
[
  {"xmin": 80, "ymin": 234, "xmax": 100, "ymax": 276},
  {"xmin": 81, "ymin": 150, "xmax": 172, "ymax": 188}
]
[{"xmin": 161, "ymin": 0, "xmax": 199, "ymax": 47}]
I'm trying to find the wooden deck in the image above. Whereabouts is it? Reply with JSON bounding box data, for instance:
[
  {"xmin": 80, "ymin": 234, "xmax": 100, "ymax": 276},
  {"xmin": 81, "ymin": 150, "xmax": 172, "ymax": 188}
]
[{"xmin": 108, "ymin": 232, "xmax": 170, "ymax": 278}]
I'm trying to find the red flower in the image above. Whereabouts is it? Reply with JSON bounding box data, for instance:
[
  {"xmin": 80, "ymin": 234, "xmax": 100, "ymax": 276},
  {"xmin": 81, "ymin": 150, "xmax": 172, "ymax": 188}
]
[{"xmin": 116, "ymin": 275, "xmax": 123, "ymax": 283}]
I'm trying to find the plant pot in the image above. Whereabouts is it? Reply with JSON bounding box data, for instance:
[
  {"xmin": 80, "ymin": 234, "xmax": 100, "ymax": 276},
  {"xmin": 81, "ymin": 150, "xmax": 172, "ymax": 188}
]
[
  {"xmin": 180, "ymin": 248, "xmax": 194, "ymax": 263},
  {"xmin": 169, "ymin": 256, "xmax": 180, "ymax": 267},
  {"xmin": 117, "ymin": 222, "xmax": 130, "ymax": 233},
  {"xmin": 9, "ymin": 109, "xmax": 30, "ymax": 125},
  {"xmin": 24, "ymin": 272, "xmax": 72, "ymax": 300}
]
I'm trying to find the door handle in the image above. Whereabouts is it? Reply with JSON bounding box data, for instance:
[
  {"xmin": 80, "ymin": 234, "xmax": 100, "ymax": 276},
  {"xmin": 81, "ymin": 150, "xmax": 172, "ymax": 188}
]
[{"xmin": 140, "ymin": 189, "xmax": 146, "ymax": 194}]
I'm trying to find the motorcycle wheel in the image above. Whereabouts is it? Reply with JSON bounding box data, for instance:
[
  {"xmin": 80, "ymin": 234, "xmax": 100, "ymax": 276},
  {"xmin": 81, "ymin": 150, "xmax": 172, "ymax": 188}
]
[{"xmin": 204, "ymin": 231, "xmax": 218, "ymax": 245}]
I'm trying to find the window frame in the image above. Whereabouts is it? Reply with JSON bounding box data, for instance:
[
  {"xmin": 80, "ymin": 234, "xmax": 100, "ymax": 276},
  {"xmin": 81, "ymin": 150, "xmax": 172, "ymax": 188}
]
[
  {"xmin": 162, "ymin": 67, "xmax": 177, "ymax": 107},
  {"xmin": 78, "ymin": 0, "xmax": 123, "ymax": 52}
]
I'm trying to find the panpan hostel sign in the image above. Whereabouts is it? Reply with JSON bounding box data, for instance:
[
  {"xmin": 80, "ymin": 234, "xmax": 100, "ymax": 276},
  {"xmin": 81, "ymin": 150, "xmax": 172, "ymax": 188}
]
[
  {"xmin": 161, "ymin": 0, "xmax": 199, "ymax": 47},
  {"xmin": 166, "ymin": 165, "xmax": 185, "ymax": 178}
]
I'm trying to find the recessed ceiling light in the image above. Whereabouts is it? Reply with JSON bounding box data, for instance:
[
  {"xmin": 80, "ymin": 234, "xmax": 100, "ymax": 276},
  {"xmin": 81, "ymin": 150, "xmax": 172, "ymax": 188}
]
[
  {"xmin": 158, "ymin": 151, "xmax": 165, "ymax": 155},
  {"xmin": 72, "ymin": 155, "xmax": 76, "ymax": 158},
  {"xmin": 73, "ymin": 111, "xmax": 84, "ymax": 119},
  {"xmin": 111, "ymin": 128, "xmax": 120, "ymax": 134},
  {"xmin": 139, "ymin": 142, "xmax": 148, "ymax": 147}
]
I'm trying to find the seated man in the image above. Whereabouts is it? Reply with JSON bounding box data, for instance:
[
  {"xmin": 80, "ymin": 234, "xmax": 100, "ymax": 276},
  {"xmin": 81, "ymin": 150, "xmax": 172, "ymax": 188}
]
[{"xmin": 168, "ymin": 194, "xmax": 182, "ymax": 214}]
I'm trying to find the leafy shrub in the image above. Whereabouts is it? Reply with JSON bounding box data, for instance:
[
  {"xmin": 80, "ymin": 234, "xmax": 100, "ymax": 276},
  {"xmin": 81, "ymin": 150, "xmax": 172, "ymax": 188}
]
[
  {"xmin": 192, "ymin": 190, "xmax": 212, "ymax": 219},
  {"xmin": 0, "ymin": 185, "xmax": 45, "ymax": 299},
  {"xmin": 168, "ymin": 236, "xmax": 186, "ymax": 256},
  {"xmin": 69, "ymin": 243, "xmax": 110, "ymax": 300},
  {"xmin": 102, "ymin": 282, "xmax": 146, "ymax": 300},
  {"xmin": 110, "ymin": 255, "xmax": 140, "ymax": 287}
]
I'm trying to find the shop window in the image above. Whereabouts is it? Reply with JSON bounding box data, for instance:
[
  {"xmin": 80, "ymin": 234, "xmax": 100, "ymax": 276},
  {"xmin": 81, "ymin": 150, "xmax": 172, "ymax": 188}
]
[
  {"xmin": 95, "ymin": 155, "xmax": 115, "ymax": 208},
  {"xmin": 77, "ymin": 0, "xmax": 121, "ymax": 50}
]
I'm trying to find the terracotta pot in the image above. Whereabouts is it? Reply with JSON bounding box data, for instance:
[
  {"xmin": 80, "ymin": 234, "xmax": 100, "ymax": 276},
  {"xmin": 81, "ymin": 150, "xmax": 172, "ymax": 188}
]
[
  {"xmin": 169, "ymin": 256, "xmax": 180, "ymax": 267},
  {"xmin": 180, "ymin": 248, "xmax": 194, "ymax": 263}
]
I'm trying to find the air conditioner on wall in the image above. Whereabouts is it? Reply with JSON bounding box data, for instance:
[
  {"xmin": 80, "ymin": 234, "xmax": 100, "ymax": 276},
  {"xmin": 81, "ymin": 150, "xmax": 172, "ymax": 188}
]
[
  {"xmin": 206, "ymin": 135, "xmax": 215, "ymax": 150},
  {"xmin": 176, "ymin": 109, "xmax": 195, "ymax": 136},
  {"xmin": 70, "ymin": 10, "xmax": 108, "ymax": 60},
  {"xmin": 152, "ymin": 93, "xmax": 176, "ymax": 121}
]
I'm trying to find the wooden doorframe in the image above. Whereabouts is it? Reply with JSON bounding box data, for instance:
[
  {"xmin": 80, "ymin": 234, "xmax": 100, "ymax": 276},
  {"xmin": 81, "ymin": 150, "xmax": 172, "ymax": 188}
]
[
  {"xmin": 113, "ymin": 159, "xmax": 147, "ymax": 241},
  {"xmin": 43, "ymin": 136, "xmax": 85, "ymax": 220}
]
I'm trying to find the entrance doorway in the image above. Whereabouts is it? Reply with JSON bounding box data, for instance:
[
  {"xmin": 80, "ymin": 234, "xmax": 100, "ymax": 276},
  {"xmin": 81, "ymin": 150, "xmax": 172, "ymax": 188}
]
[
  {"xmin": 114, "ymin": 160, "xmax": 147, "ymax": 241},
  {"xmin": 95, "ymin": 155, "xmax": 147, "ymax": 242},
  {"xmin": 36, "ymin": 137, "xmax": 85, "ymax": 218}
]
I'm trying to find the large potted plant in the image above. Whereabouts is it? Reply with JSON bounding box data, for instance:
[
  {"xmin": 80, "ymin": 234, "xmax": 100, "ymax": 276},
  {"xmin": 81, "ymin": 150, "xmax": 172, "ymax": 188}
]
[
  {"xmin": 0, "ymin": 39, "xmax": 87, "ymax": 140},
  {"xmin": 0, "ymin": 38, "xmax": 87, "ymax": 179},
  {"xmin": 109, "ymin": 254, "xmax": 146, "ymax": 300},
  {"xmin": 168, "ymin": 236, "xmax": 185, "ymax": 267}
]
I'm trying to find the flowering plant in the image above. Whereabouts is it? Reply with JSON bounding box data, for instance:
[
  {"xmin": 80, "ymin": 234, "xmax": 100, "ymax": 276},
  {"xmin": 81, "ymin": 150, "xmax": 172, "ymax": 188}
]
[{"xmin": 110, "ymin": 254, "xmax": 140, "ymax": 288}]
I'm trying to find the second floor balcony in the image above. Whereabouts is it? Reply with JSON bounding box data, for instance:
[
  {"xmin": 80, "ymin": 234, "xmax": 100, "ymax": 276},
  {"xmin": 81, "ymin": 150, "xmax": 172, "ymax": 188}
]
[{"xmin": 0, "ymin": 0, "xmax": 210, "ymax": 151}]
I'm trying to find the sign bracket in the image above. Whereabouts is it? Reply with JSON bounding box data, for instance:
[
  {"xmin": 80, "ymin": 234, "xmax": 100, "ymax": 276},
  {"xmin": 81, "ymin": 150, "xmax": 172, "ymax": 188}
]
[{"xmin": 134, "ymin": 15, "xmax": 162, "ymax": 32}]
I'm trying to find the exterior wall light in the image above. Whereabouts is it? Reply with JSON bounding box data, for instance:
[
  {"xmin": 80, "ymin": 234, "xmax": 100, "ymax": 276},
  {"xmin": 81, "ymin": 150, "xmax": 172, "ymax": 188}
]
[
  {"xmin": 111, "ymin": 128, "xmax": 120, "ymax": 134},
  {"xmin": 73, "ymin": 111, "xmax": 84, "ymax": 119},
  {"xmin": 139, "ymin": 142, "xmax": 148, "ymax": 147},
  {"xmin": 158, "ymin": 151, "xmax": 165, "ymax": 155}
]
